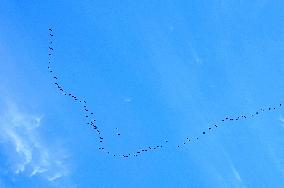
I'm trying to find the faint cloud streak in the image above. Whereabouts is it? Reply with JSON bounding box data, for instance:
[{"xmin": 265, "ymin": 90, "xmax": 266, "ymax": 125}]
[
  {"xmin": 124, "ymin": 97, "xmax": 132, "ymax": 103},
  {"xmin": 0, "ymin": 101, "xmax": 71, "ymax": 183},
  {"xmin": 279, "ymin": 116, "xmax": 284, "ymax": 128}
]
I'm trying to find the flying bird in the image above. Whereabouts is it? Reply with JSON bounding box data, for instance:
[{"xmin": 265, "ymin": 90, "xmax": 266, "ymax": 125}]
[{"xmin": 46, "ymin": 28, "xmax": 283, "ymax": 158}]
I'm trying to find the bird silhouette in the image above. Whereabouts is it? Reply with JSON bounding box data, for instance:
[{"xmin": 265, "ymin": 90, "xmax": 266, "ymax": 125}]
[{"xmin": 47, "ymin": 28, "xmax": 283, "ymax": 159}]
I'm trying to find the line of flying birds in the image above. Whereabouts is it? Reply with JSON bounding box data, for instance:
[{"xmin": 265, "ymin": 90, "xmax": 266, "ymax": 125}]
[{"xmin": 48, "ymin": 28, "xmax": 282, "ymax": 158}]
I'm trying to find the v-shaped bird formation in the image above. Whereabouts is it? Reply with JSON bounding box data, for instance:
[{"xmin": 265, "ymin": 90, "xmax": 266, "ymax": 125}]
[{"xmin": 48, "ymin": 28, "xmax": 282, "ymax": 158}]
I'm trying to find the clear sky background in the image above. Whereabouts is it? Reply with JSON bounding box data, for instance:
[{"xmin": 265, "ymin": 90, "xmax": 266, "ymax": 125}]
[{"xmin": 1, "ymin": 0, "xmax": 284, "ymax": 188}]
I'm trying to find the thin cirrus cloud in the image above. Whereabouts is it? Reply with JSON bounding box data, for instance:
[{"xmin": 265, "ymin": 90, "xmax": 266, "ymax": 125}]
[
  {"xmin": 279, "ymin": 117, "xmax": 284, "ymax": 128},
  {"xmin": 0, "ymin": 101, "xmax": 70, "ymax": 183},
  {"xmin": 124, "ymin": 97, "xmax": 132, "ymax": 103},
  {"xmin": 230, "ymin": 165, "xmax": 246, "ymax": 187}
]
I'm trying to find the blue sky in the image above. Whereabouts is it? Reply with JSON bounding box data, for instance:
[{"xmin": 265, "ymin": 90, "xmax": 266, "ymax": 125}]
[{"xmin": 1, "ymin": 0, "xmax": 284, "ymax": 187}]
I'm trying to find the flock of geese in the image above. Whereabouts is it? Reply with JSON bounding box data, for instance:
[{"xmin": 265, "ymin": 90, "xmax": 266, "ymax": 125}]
[{"xmin": 48, "ymin": 28, "xmax": 282, "ymax": 158}]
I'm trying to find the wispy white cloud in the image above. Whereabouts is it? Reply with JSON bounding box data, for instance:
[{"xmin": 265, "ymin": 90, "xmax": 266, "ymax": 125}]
[
  {"xmin": 229, "ymin": 164, "xmax": 248, "ymax": 188},
  {"xmin": 123, "ymin": 97, "xmax": 132, "ymax": 103},
  {"xmin": 47, "ymin": 173, "xmax": 63, "ymax": 182},
  {"xmin": 279, "ymin": 116, "xmax": 284, "ymax": 128},
  {"xmin": 219, "ymin": 147, "xmax": 247, "ymax": 188},
  {"xmin": 30, "ymin": 166, "xmax": 47, "ymax": 177},
  {"xmin": 187, "ymin": 43, "xmax": 202, "ymax": 65},
  {"xmin": 0, "ymin": 101, "xmax": 71, "ymax": 183},
  {"xmin": 230, "ymin": 165, "xmax": 242, "ymax": 183}
]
